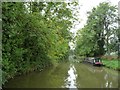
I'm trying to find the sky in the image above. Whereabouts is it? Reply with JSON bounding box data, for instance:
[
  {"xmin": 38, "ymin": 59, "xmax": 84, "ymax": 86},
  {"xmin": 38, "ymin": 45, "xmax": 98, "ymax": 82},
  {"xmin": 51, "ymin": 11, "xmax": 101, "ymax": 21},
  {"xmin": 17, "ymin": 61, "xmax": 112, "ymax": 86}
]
[
  {"xmin": 70, "ymin": 0, "xmax": 120, "ymax": 35},
  {"xmin": 69, "ymin": 0, "xmax": 120, "ymax": 50}
]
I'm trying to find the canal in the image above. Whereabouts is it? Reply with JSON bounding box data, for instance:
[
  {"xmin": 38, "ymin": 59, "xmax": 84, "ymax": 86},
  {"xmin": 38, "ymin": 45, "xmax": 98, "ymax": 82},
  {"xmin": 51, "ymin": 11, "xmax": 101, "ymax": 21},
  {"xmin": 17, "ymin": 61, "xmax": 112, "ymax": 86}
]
[{"xmin": 4, "ymin": 60, "xmax": 119, "ymax": 88}]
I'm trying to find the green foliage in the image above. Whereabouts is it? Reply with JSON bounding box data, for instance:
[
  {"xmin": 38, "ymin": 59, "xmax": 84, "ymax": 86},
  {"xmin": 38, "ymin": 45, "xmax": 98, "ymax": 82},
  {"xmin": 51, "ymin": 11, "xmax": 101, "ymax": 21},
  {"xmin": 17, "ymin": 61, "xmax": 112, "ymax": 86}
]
[
  {"xmin": 2, "ymin": 2, "xmax": 75, "ymax": 85},
  {"xmin": 75, "ymin": 2, "xmax": 118, "ymax": 57},
  {"xmin": 75, "ymin": 26, "xmax": 97, "ymax": 56},
  {"xmin": 102, "ymin": 59, "xmax": 120, "ymax": 70}
]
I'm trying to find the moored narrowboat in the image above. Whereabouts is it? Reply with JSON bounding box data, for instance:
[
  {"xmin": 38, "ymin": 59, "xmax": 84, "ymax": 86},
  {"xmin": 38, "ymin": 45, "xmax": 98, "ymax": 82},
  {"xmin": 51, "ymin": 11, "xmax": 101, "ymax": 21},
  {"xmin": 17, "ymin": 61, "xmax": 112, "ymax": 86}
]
[
  {"xmin": 93, "ymin": 57, "xmax": 103, "ymax": 66},
  {"xmin": 83, "ymin": 57, "xmax": 103, "ymax": 66}
]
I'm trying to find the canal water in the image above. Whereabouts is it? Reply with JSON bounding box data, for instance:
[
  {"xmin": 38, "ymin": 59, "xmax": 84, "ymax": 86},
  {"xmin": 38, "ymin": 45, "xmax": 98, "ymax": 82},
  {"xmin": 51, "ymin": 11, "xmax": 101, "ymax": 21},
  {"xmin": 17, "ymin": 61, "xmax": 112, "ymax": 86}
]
[{"xmin": 4, "ymin": 58, "xmax": 119, "ymax": 88}]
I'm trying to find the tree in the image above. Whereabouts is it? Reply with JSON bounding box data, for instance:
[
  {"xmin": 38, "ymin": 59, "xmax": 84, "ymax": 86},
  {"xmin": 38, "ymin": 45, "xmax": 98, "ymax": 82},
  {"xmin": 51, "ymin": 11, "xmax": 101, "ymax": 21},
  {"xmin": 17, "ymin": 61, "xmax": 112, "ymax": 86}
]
[
  {"xmin": 75, "ymin": 2, "xmax": 118, "ymax": 57},
  {"xmin": 2, "ymin": 2, "xmax": 77, "ymax": 84}
]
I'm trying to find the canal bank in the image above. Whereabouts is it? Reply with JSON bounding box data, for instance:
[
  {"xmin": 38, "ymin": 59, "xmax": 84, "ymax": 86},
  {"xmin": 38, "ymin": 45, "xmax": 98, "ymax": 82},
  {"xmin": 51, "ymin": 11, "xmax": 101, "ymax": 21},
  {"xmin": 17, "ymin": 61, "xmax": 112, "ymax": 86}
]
[
  {"xmin": 4, "ymin": 62, "xmax": 119, "ymax": 88},
  {"xmin": 102, "ymin": 59, "xmax": 120, "ymax": 71}
]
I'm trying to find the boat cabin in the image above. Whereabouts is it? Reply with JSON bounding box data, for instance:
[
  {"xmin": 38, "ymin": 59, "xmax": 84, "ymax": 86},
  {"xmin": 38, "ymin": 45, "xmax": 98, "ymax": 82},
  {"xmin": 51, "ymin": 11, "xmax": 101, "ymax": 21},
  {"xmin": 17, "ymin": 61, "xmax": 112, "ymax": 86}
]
[{"xmin": 93, "ymin": 57, "xmax": 103, "ymax": 66}]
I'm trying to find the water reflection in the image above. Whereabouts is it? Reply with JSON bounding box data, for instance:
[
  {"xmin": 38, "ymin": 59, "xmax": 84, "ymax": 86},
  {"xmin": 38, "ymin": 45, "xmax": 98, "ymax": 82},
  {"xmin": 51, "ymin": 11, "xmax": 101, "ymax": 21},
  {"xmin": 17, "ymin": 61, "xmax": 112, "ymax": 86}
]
[
  {"xmin": 4, "ymin": 62, "xmax": 119, "ymax": 88},
  {"xmin": 74, "ymin": 63, "xmax": 119, "ymax": 88},
  {"xmin": 64, "ymin": 64, "xmax": 78, "ymax": 89},
  {"xmin": 4, "ymin": 62, "xmax": 70, "ymax": 88}
]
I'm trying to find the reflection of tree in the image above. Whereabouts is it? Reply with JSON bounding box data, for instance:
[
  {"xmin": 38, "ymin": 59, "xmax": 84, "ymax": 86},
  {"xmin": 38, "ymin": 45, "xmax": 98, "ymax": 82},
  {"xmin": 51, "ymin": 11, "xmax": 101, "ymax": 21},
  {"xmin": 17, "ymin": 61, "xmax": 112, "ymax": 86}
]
[
  {"xmin": 104, "ymin": 69, "xmax": 118, "ymax": 88},
  {"xmin": 67, "ymin": 63, "xmax": 119, "ymax": 88},
  {"xmin": 105, "ymin": 81, "xmax": 113, "ymax": 88}
]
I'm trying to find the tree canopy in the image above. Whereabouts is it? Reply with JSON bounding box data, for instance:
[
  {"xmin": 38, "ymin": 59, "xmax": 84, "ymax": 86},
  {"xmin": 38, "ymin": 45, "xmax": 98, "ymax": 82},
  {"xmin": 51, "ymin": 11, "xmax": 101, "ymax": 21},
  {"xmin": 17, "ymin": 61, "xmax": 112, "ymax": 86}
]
[
  {"xmin": 75, "ymin": 2, "xmax": 118, "ymax": 57},
  {"xmin": 2, "ymin": 2, "xmax": 77, "ymax": 84}
]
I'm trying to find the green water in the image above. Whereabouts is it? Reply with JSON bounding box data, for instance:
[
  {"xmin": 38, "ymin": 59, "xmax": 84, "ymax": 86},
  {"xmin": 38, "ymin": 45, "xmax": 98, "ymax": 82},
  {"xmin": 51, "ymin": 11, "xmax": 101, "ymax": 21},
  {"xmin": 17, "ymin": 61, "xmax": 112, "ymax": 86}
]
[{"xmin": 4, "ymin": 61, "xmax": 119, "ymax": 88}]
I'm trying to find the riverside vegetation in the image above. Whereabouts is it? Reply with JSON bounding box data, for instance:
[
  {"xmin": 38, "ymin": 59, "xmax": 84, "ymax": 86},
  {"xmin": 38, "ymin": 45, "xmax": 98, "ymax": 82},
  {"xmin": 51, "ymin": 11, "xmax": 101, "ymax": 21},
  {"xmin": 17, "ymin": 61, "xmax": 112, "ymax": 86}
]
[
  {"xmin": 2, "ymin": 1, "xmax": 120, "ymax": 87},
  {"xmin": 75, "ymin": 2, "xmax": 120, "ymax": 70},
  {"xmin": 2, "ymin": 2, "xmax": 78, "ymax": 85}
]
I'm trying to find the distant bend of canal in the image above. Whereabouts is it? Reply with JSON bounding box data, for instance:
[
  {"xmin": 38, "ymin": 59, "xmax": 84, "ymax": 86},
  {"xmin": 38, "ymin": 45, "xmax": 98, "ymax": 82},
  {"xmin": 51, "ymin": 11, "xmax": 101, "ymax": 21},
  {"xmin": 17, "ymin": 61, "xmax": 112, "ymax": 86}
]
[{"xmin": 4, "ymin": 56, "xmax": 119, "ymax": 88}]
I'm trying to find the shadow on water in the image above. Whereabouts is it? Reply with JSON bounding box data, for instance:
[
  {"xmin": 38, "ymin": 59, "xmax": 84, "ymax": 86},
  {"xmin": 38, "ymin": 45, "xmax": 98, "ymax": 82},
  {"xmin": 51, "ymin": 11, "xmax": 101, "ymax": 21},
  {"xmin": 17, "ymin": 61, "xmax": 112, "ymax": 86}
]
[
  {"xmin": 4, "ymin": 62, "xmax": 70, "ymax": 88},
  {"xmin": 4, "ymin": 56, "xmax": 119, "ymax": 88}
]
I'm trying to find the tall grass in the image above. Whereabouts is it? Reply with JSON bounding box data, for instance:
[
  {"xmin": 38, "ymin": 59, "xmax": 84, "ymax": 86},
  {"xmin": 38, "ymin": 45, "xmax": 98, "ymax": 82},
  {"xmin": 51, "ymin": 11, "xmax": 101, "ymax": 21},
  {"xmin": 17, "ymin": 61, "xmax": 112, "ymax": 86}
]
[{"xmin": 102, "ymin": 59, "xmax": 120, "ymax": 70}]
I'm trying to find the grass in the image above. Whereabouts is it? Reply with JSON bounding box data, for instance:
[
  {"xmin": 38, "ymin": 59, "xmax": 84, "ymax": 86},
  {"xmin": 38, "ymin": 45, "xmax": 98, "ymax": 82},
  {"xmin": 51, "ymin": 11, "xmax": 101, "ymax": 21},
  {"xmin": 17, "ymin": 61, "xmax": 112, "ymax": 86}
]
[{"xmin": 102, "ymin": 59, "xmax": 120, "ymax": 70}]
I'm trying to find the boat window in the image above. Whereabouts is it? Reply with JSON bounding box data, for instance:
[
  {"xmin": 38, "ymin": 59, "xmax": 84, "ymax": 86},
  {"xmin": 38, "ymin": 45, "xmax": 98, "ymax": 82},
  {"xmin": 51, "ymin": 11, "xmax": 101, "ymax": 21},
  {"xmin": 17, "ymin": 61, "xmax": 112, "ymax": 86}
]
[{"xmin": 95, "ymin": 58, "xmax": 100, "ymax": 62}]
